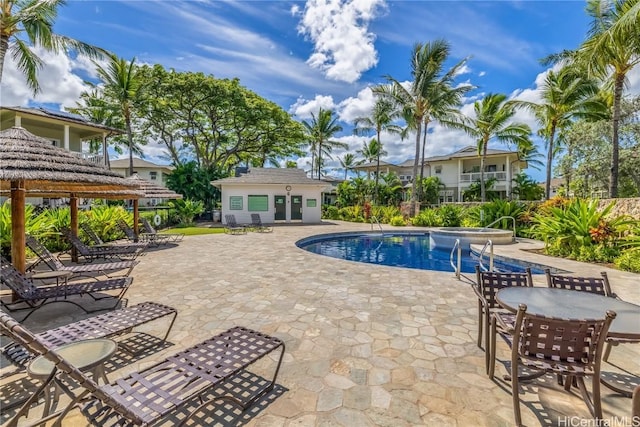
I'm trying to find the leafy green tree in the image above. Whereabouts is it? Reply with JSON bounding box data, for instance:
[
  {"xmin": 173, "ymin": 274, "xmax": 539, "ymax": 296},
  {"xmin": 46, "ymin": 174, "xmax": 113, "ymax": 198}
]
[
  {"xmin": 377, "ymin": 172, "xmax": 404, "ymax": 206},
  {"xmin": 511, "ymin": 173, "xmax": 545, "ymax": 200},
  {"xmin": 94, "ymin": 55, "xmax": 145, "ymax": 176},
  {"xmin": 285, "ymin": 160, "xmax": 298, "ymax": 168},
  {"xmin": 166, "ymin": 162, "xmax": 223, "ymax": 212},
  {"xmin": 512, "ymin": 67, "xmax": 607, "ymax": 199},
  {"xmin": 0, "ymin": 0, "xmax": 107, "ymax": 92},
  {"xmin": 517, "ymin": 140, "xmax": 545, "ymax": 171},
  {"xmin": 546, "ymin": 0, "xmax": 640, "ymax": 197},
  {"xmin": 449, "ymin": 93, "xmax": 532, "ymax": 202},
  {"xmin": 354, "ymin": 97, "xmax": 401, "ymax": 202},
  {"xmin": 337, "ymin": 153, "xmax": 361, "ymax": 180},
  {"xmin": 302, "ymin": 108, "xmax": 346, "ymax": 179},
  {"xmin": 135, "ymin": 65, "xmax": 304, "ymax": 172},
  {"xmin": 375, "ymin": 39, "xmax": 470, "ymax": 214}
]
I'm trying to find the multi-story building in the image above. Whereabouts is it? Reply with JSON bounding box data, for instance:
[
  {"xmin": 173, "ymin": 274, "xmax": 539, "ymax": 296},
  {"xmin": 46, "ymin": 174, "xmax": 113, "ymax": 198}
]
[
  {"xmin": 354, "ymin": 146, "xmax": 527, "ymax": 202},
  {"xmin": 0, "ymin": 106, "xmax": 123, "ymax": 207},
  {"xmin": 110, "ymin": 158, "xmax": 174, "ymax": 206}
]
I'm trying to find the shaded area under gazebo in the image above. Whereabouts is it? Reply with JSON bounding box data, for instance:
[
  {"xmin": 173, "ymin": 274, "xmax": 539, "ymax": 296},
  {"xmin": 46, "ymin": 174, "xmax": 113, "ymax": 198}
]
[{"xmin": 0, "ymin": 127, "xmax": 143, "ymax": 272}]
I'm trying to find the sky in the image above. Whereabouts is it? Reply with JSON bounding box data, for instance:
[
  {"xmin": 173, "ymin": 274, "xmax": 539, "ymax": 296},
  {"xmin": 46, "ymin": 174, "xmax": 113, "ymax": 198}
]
[{"xmin": 2, "ymin": 0, "xmax": 639, "ymax": 182}]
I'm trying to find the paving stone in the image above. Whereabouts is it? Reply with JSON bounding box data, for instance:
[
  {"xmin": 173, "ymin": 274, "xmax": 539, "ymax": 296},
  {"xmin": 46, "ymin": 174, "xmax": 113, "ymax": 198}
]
[{"xmin": 316, "ymin": 388, "xmax": 343, "ymax": 412}]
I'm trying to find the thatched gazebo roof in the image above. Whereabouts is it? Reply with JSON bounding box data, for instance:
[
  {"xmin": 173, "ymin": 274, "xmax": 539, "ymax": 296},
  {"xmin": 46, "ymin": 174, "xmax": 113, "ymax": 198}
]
[
  {"xmin": 0, "ymin": 126, "xmax": 143, "ymax": 272},
  {"xmin": 0, "ymin": 127, "xmax": 140, "ymax": 195},
  {"xmin": 126, "ymin": 173, "xmax": 183, "ymax": 200}
]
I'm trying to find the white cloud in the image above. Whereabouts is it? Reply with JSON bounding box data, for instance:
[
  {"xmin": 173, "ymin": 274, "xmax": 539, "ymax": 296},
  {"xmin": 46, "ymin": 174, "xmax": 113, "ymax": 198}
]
[
  {"xmin": 453, "ymin": 64, "xmax": 472, "ymax": 77},
  {"xmin": 0, "ymin": 47, "xmax": 95, "ymax": 108},
  {"xmin": 338, "ymin": 86, "xmax": 376, "ymax": 122},
  {"xmin": 478, "ymin": 71, "xmax": 486, "ymax": 77},
  {"xmin": 289, "ymin": 95, "xmax": 337, "ymax": 119},
  {"xmin": 296, "ymin": 0, "xmax": 385, "ymax": 83}
]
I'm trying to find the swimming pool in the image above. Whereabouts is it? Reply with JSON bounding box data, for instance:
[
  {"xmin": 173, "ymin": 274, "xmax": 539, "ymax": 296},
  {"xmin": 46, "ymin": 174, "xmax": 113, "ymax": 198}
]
[{"xmin": 297, "ymin": 232, "xmax": 546, "ymax": 274}]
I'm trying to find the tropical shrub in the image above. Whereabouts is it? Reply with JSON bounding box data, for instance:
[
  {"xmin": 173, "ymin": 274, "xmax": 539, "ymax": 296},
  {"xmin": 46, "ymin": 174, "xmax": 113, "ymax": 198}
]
[
  {"xmin": 412, "ymin": 209, "xmax": 442, "ymax": 227},
  {"xmin": 530, "ymin": 199, "xmax": 632, "ymax": 263},
  {"xmin": 323, "ymin": 205, "xmax": 340, "ymax": 220},
  {"xmin": 338, "ymin": 205, "xmax": 364, "ymax": 222},
  {"xmin": 389, "ymin": 215, "xmax": 406, "ymax": 226},
  {"xmin": 83, "ymin": 206, "xmax": 131, "ymax": 241},
  {"xmin": 615, "ymin": 249, "xmax": 640, "ymax": 273},
  {"xmin": 463, "ymin": 178, "xmax": 499, "ymax": 202},
  {"xmin": 436, "ymin": 205, "xmax": 464, "ymax": 227},
  {"xmin": 168, "ymin": 199, "xmax": 205, "ymax": 227},
  {"xmin": 466, "ymin": 200, "xmax": 525, "ymax": 229},
  {"xmin": 371, "ymin": 205, "xmax": 401, "ymax": 223}
]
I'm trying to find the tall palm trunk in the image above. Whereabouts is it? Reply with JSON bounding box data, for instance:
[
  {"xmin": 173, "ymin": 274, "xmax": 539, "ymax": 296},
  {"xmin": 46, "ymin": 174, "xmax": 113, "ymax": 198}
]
[
  {"xmin": 374, "ymin": 131, "xmax": 381, "ymax": 204},
  {"xmin": 125, "ymin": 110, "xmax": 134, "ymax": 176},
  {"xmin": 610, "ymin": 74, "xmax": 624, "ymax": 198},
  {"xmin": 317, "ymin": 139, "xmax": 322, "ymax": 180},
  {"xmin": 480, "ymin": 138, "xmax": 488, "ymax": 202},
  {"xmin": 410, "ymin": 121, "xmax": 422, "ymax": 216},
  {"xmin": 545, "ymin": 124, "xmax": 557, "ymax": 200},
  {"xmin": 0, "ymin": 36, "xmax": 8, "ymax": 85},
  {"xmin": 419, "ymin": 119, "xmax": 430, "ymax": 202}
]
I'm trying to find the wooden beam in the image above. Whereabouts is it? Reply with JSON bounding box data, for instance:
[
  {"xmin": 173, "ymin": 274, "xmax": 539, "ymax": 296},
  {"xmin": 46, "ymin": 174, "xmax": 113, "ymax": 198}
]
[
  {"xmin": 70, "ymin": 194, "xmax": 79, "ymax": 262},
  {"xmin": 10, "ymin": 180, "xmax": 26, "ymax": 276},
  {"xmin": 133, "ymin": 199, "xmax": 139, "ymax": 242}
]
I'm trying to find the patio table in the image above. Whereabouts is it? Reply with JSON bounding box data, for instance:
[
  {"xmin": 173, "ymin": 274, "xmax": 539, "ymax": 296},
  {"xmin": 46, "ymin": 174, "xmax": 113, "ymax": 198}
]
[{"xmin": 497, "ymin": 287, "xmax": 640, "ymax": 396}]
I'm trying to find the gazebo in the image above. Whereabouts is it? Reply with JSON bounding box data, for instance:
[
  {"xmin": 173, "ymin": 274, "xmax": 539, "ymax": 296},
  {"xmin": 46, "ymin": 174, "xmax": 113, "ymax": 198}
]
[
  {"xmin": 0, "ymin": 127, "xmax": 142, "ymax": 272},
  {"xmin": 126, "ymin": 173, "xmax": 183, "ymax": 200}
]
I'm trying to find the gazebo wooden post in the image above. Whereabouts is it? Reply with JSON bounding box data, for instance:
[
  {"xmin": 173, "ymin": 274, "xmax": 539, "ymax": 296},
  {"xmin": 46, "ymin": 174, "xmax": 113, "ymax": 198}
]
[
  {"xmin": 70, "ymin": 194, "xmax": 79, "ymax": 262},
  {"xmin": 10, "ymin": 180, "xmax": 26, "ymax": 278},
  {"xmin": 133, "ymin": 199, "xmax": 139, "ymax": 242}
]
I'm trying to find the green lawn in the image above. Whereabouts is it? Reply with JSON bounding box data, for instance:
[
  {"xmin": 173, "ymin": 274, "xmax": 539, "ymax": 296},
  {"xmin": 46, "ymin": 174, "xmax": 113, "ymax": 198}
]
[{"xmin": 161, "ymin": 227, "xmax": 226, "ymax": 236}]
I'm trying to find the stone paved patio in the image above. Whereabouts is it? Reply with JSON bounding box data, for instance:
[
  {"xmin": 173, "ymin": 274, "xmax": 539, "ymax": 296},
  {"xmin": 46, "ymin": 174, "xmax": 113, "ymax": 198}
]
[{"xmin": 1, "ymin": 220, "xmax": 639, "ymax": 426}]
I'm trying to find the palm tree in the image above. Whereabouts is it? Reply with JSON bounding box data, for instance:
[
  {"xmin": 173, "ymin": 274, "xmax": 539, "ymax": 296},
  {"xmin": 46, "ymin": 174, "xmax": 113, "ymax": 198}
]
[
  {"xmin": 448, "ymin": 93, "xmax": 532, "ymax": 202},
  {"xmin": 545, "ymin": 0, "xmax": 640, "ymax": 197},
  {"xmin": 357, "ymin": 138, "xmax": 386, "ymax": 180},
  {"xmin": 0, "ymin": 0, "xmax": 108, "ymax": 93},
  {"xmin": 517, "ymin": 141, "xmax": 545, "ymax": 171},
  {"xmin": 301, "ymin": 108, "xmax": 346, "ymax": 179},
  {"xmin": 512, "ymin": 67, "xmax": 608, "ymax": 199},
  {"xmin": 374, "ymin": 40, "xmax": 469, "ymax": 215},
  {"xmin": 94, "ymin": 55, "xmax": 143, "ymax": 176},
  {"xmin": 354, "ymin": 97, "xmax": 401, "ymax": 202},
  {"xmin": 338, "ymin": 153, "xmax": 361, "ymax": 180}
]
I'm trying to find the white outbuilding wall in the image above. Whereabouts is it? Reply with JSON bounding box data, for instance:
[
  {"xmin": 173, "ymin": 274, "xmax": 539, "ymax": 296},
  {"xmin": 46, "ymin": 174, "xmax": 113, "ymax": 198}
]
[{"xmin": 220, "ymin": 184, "xmax": 324, "ymax": 224}]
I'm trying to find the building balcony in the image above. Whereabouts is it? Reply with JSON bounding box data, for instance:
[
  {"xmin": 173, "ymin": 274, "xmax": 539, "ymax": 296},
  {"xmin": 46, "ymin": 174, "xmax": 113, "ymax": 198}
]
[
  {"xmin": 70, "ymin": 152, "xmax": 106, "ymax": 167},
  {"xmin": 460, "ymin": 171, "xmax": 507, "ymax": 182}
]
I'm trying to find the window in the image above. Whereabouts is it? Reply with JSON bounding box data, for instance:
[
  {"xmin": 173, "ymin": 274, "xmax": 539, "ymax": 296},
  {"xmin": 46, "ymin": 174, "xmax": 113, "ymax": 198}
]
[
  {"xmin": 229, "ymin": 196, "xmax": 243, "ymax": 210},
  {"xmin": 435, "ymin": 166, "xmax": 442, "ymax": 174},
  {"xmin": 50, "ymin": 139, "xmax": 60, "ymax": 147},
  {"xmin": 306, "ymin": 199, "xmax": 317, "ymax": 207},
  {"xmin": 486, "ymin": 164, "xmax": 497, "ymax": 172},
  {"xmin": 149, "ymin": 171, "xmax": 158, "ymax": 180},
  {"xmin": 248, "ymin": 195, "xmax": 268, "ymax": 211}
]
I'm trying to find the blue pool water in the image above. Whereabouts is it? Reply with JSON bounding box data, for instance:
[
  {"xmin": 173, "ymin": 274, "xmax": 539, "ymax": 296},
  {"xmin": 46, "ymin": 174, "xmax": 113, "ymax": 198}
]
[{"xmin": 298, "ymin": 233, "xmax": 545, "ymax": 274}]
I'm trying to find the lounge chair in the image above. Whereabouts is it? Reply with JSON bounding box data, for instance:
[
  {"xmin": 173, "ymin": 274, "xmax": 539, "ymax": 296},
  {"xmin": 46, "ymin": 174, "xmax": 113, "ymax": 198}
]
[
  {"xmin": 0, "ymin": 312, "xmax": 285, "ymax": 427},
  {"xmin": 61, "ymin": 228, "xmax": 144, "ymax": 262},
  {"xmin": 251, "ymin": 214, "xmax": 273, "ymax": 233},
  {"xmin": 224, "ymin": 214, "xmax": 247, "ymax": 235},
  {"xmin": 80, "ymin": 223, "xmax": 148, "ymax": 251},
  {"xmin": 26, "ymin": 235, "xmax": 138, "ymax": 278},
  {"xmin": 116, "ymin": 219, "xmax": 167, "ymax": 246},
  {"xmin": 0, "ymin": 256, "xmax": 132, "ymax": 321},
  {"xmin": 2, "ymin": 301, "xmax": 177, "ymax": 368},
  {"xmin": 140, "ymin": 217, "xmax": 184, "ymax": 243}
]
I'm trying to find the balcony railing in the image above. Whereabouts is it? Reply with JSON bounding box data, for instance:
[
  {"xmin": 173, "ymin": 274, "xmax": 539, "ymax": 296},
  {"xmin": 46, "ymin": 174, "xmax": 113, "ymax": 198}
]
[
  {"xmin": 70, "ymin": 152, "xmax": 106, "ymax": 167},
  {"xmin": 460, "ymin": 171, "xmax": 507, "ymax": 182}
]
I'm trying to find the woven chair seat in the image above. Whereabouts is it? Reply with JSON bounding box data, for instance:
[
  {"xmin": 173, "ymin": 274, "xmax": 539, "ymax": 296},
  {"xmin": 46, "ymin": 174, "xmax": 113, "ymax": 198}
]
[
  {"xmin": 62, "ymin": 228, "xmax": 144, "ymax": 262},
  {"xmin": 2, "ymin": 302, "xmax": 176, "ymax": 368},
  {"xmin": 1, "ymin": 256, "xmax": 132, "ymax": 321}
]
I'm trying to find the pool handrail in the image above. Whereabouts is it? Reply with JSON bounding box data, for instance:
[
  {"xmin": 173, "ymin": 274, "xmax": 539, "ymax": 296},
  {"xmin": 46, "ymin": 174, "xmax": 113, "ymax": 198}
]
[
  {"xmin": 482, "ymin": 216, "xmax": 516, "ymax": 242},
  {"xmin": 370, "ymin": 216, "xmax": 383, "ymax": 233},
  {"xmin": 478, "ymin": 239, "xmax": 494, "ymax": 272},
  {"xmin": 449, "ymin": 239, "xmax": 461, "ymax": 279}
]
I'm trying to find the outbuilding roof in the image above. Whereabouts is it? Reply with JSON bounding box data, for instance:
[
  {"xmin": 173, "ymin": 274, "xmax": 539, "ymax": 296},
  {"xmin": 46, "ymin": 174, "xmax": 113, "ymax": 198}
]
[{"xmin": 211, "ymin": 168, "xmax": 329, "ymax": 187}]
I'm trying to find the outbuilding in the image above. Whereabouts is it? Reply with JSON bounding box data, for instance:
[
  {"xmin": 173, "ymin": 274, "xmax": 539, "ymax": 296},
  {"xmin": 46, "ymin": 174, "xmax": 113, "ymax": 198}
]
[{"xmin": 211, "ymin": 168, "xmax": 329, "ymax": 224}]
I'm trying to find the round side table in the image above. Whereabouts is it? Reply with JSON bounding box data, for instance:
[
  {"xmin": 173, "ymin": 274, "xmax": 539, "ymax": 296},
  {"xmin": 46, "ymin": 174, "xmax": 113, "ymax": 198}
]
[{"xmin": 27, "ymin": 338, "xmax": 117, "ymax": 416}]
